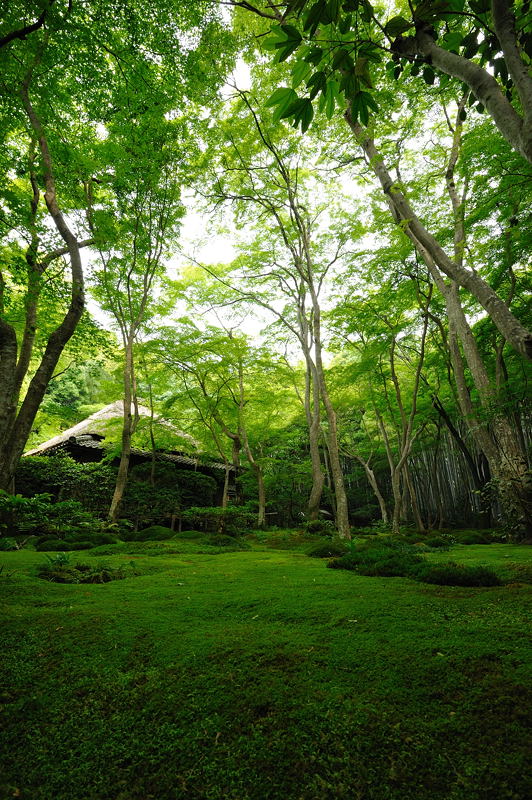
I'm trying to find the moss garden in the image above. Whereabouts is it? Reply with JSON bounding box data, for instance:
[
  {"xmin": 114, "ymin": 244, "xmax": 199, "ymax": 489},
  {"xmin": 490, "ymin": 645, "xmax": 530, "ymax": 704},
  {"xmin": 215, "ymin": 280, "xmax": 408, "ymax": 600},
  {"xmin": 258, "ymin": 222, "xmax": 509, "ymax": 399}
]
[
  {"xmin": 2, "ymin": 0, "xmax": 532, "ymax": 797},
  {"xmin": 1, "ymin": 531, "xmax": 531, "ymax": 800}
]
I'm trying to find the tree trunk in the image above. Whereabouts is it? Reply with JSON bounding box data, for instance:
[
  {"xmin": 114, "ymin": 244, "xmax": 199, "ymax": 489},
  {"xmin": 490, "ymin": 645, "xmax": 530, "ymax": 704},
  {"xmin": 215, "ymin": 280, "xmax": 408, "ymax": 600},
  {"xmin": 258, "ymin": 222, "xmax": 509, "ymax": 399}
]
[
  {"xmin": 109, "ymin": 334, "xmax": 137, "ymax": 521},
  {"xmin": 353, "ymin": 101, "xmax": 532, "ymax": 535},
  {"xmin": 390, "ymin": 469, "xmax": 402, "ymax": 536},
  {"xmin": 295, "ymin": 303, "xmax": 325, "ymax": 520},
  {"xmin": 403, "ymin": 463, "xmax": 425, "ymax": 534},
  {"xmin": 309, "ymin": 288, "xmax": 351, "ymax": 538},
  {"xmin": 222, "ymin": 465, "xmax": 230, "ymax": 509},
  {"xmin": 238, "ymin": 358, "xmax": 266, "ymax": 528},
  {"xmin": 446, "ymin": 295, "xmax": 531, "ymax": 535},
  {"xmin": 345, "ymin": 116, "xmax": 532, "ymax": 360},
  {"xmin": 355, "ymin": 455, "xmax": 389, "ymax": 525},
  {"xmin": 392, "ymin": 15, "xmax": 532, "ymax": 164},
  {"xmin": 0, "ymin": 77, "xmax": 86, "ymax": 490}
]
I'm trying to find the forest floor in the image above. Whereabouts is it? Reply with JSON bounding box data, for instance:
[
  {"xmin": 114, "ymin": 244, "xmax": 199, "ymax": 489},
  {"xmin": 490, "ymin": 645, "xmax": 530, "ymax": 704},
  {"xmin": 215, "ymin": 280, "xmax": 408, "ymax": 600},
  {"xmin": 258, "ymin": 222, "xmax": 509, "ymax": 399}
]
[{"xmin": 1, "ymin": 535, "xmax": 531, "ymax": 800}]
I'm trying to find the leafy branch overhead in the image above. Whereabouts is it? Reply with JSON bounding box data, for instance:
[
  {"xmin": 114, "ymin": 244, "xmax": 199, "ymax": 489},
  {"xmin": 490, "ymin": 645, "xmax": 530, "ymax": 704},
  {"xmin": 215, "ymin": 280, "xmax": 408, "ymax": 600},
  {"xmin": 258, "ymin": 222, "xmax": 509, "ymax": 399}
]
[{"xmin": 262, "ymin": 0, "xmax": 532, "ymax": 162}]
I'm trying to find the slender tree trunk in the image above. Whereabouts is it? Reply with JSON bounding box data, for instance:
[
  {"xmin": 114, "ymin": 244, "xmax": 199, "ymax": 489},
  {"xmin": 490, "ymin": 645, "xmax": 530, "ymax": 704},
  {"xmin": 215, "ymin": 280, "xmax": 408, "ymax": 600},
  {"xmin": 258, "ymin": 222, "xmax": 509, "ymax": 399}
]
[
  {"xmin": 391, "ymin": 470, "xmax": 403, "ymax": 536},
  {"xmin": 309, "ymin": 289, "xmax": 350, "ymax": 538},
  {"xmin": 238, "ymin": 358, "xmax": 266, "ymax": 528},
  {"xmin": 354, "ymin": 455, "xmax": 389, "ymax": 525},
  {"xmin": 109, "ymin": 334, "xmax": 137, "ymax": 521},
  {"xmin": 294, "ymin": 302, "xmax": 325, "ymax": 520},
  {"xmin": 222, "ymin": 465, "xmax": 230, "ymax": 509},
  {"xmin": 403, "ymin": 463, "xmax": 425, "ymax": 533},
  {"xmin": 304, "ymin": 355, "xmax": 325, "ymax": 519}
]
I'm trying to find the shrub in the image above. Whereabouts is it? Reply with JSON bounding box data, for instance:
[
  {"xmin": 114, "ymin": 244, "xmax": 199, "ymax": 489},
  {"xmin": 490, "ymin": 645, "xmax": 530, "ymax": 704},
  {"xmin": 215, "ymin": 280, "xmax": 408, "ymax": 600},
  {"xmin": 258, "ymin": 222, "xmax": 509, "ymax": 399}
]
[
  {"xmin": 0, "ymin": 537, "xmax": 17, "ymax": 551},
  {"xmin": 15, "ymin": 455, "xmax": 82, "ymax": 500},
  {"xmin": 37, "ymin": 560, "xmax": 133, "ymax": 584},
  {"xmin": 327, "ymin": 537, "xmax": 502, "ymax": 587},
  {"xmin": 304, "ymin": 519, "xmax": 337, "ymax": 537},
  {"xmin": 171, "ymin": 468, "xmax": 218, "ymax": 508},
  {"xmin": 328, "ymin": 549, "xmax": 424, "ymax": 577},
  {"xmin": 415, "ymin": 562, "xmax": 501, "ymax": 586},
  {"xmin": 65, "ymin": 541, "xmax": 95, "ymax": 550},
  {"xmin": 1, "ymin": 491, "xmax": 53, "ymax": 535},
  {"xmin": 43, "ymin": 552, "xmax": 71, "ymax": 566},
  {"xmin": 425, "ymin": 536, "xmax": 451, "ymax": 549},
  {"xmin": 349, "ymin": 504, "xmax": 380, "ymax": 525},
  {"xmin": 306, "ymin": 540, "xmax": 349, "ymax": 558},
  {"xmin": 369, "ymin": 519, "xmax": 393, "ymax": 534},
  {"xmin": 85, "ymin": 543, "xmax": 129, "ymax": 555},
  {"xmin": 455, "ymin": 531, "xmax": 492, "ymax": 545},
  {"xmin": 173, "ymin": 530, "xmax": 205, "ymax": 540},
  {"xmin": 327, "ymin": 538, "xmax": 424, "ymax": 577},
  {"xmin": 0, "ymin": 490, "xmax": 101, "ymax": 539},
  {"xmin": 122, "ymin": 483, "xmax": 180, "ymax": 531},
  {"xmin": 206, "ymin": 534, "xmax": 250, "ymax": 549},
  {"xmin": 41, "ymin": 499, "xmax": 99, "ymax": 537},
  {"xmin": 35, "ymin": 538, "xmax": 97, "ymax": 551},
  {"xmin": 78, "ymin": 533, "xmax": 118, "ymax": 546},
  {"xmin": 129, "ymin": 464, "xmax": 217, "ymax": 508},
  {"xmin": 35, "ymin": 538, "xmax": 68, "ymax": 551},
  {"xmin": 182, "ymin": 506, "xmax": 255, "ymax": 536},
  {"xmin": 130, "ymin": 525, "xmax": 173, "ymax": 542}
]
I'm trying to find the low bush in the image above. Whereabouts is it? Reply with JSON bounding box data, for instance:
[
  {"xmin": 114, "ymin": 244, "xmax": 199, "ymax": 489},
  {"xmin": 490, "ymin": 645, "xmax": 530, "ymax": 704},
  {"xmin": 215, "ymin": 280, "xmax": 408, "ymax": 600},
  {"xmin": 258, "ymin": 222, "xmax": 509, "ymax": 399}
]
[
  {"xmin": 182, "ymin": 506, "xmax": 256, "ymax": 536},
  {"xmin": 37, "ymin": 558, "xmax": 133, "ymax": 584},
  {"xmin": 0, "ymin": 490, "xmax": 101, "ymax": 539},
  {"xmin": 85, "ymin": 543, "xmax": 131, "ymax": 555},
  {"xmin": 349, "ymin": 504, "xmax": 380, "ymax": 525},
  {"xmin": 455, "ymin": 531, "xmax": 492, "ymax": 545},
  {"xmin": 327, "ymin": 538, "xmax": 502, "ymax": 587},
  {"xmin": 63, "ymin": 541, "xmax": 95, "ymax": 551},
  {"xmin": 304, "ymin": 519, "xmax": 337, "ymax": 537},
  {"xmin": 0, "ymin": 537, "xmax": 17, "ymax": 551},
  {"xmin": 129, "ymin": 464, "xmax": 217, "ymax": 508},
  {"xmin": 328, "ymin": 548, "xmax": 424, "ymax": 577},
  {"xmin": 173, "ymin": 530, "xmax": 205, "ymax": 540},
  {"xmin": 425, "ymin": 536, "xmax": 451, "ymax": 549},
  {"xmin": 306, "ymin": 540, "xmax": 349, "ymax": 558},
  {"xmin": 35, "ymin": 538, "xmax": 67, "ymax": 551},
  {"xmin": 84, "ymin": 532, "xmax": 118, "ymax": 546},
  {"xmin": 35, "ymin": 532, "xmax": 116, "ymax": 551},
  {"xmin": 206, "ymin": 535, "xmax": 250, "ymax": 550},
  {"xmin": 415, "ymin": 562, "xmax": 501, "ymax": 586},
  {"xmin": 130, "ymin": 525, "xmax": 173, "ymax": 542}
]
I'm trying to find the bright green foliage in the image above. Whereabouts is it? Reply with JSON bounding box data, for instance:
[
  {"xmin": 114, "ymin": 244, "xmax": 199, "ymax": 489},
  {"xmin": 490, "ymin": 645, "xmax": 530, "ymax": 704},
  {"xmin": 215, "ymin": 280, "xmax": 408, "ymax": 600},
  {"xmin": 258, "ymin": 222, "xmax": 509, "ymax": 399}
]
[
  {"xmin": 36, "ymin": 559, "xmax": 132, "ymax": 584},
  {"xmin": 0, "ymin": 542, "xmax": 530, "ymax": 799},
  {"xmin": 415, "ymin": 561, "xmax": 502, "ymax": 586},
  {"xmin": 328, "ymin": 537, "xmax": 504, "ymax": 586},
  {"xmin": 183, "ymin": 506, "xmax": 257, "ymax": 536},
  {"xmin": 258, "ymin": 0, "xmax": 531, "ymax": 150},
  {"xmin": 306, "ymin": 539, "xmax": 348, "ymax": 557}
]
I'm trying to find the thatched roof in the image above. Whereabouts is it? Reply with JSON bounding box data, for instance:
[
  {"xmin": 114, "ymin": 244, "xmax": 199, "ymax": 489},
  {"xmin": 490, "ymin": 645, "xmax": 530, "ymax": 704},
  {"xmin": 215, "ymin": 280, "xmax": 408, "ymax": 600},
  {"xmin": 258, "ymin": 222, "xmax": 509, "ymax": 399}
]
[
  {"xmin": 24, "ymin": 400, "xmax": 198, "ymax": 456},
  {"xmin": 23, "ymin": 401, "xmax": 233, "ymax": 472}
]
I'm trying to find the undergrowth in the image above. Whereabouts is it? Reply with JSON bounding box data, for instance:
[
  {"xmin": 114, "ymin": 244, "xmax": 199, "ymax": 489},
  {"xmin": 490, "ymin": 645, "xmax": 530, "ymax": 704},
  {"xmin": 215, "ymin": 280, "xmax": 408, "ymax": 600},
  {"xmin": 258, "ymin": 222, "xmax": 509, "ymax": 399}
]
[{"xmin": 328, "ymin": 539, "xmax": 502, "ymax": 586}]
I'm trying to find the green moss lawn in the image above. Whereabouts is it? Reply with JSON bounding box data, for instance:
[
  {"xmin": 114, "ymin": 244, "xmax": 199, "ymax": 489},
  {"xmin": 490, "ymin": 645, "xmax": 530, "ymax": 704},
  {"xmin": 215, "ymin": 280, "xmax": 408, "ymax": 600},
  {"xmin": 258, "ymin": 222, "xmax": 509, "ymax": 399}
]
[{"xmin": 1, "ymin": 537, "xmax": 531, "ymax": 800}]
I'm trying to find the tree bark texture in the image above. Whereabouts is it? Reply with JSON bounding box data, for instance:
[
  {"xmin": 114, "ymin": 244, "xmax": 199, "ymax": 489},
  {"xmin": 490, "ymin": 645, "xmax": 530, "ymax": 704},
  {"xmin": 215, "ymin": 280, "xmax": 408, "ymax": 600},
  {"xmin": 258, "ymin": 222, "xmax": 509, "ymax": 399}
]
[
  {"xmin": 345, "ymin": 116, "xmax": 532, "ymax": 360},
  {"xmin": 0, "ymin": 73, "xmax": 86, "ymax": 490}
]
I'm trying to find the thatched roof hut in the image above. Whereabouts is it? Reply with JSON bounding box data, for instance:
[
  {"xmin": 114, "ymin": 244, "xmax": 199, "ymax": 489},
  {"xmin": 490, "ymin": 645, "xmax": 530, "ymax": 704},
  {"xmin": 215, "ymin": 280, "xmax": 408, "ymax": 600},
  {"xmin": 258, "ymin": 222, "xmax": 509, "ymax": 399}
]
[{"xmin": 24, "ymin": 401, "xmax": 233, "ymax": 474}]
